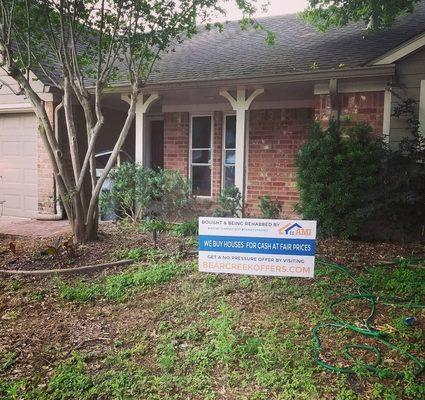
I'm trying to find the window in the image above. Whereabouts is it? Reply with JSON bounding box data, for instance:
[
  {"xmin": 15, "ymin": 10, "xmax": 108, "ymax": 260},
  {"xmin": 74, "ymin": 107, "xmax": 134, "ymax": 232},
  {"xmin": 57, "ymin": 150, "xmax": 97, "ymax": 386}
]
[
  {"xmin": 223, "ymin": 115, "xmax": 236, "ymax": 188},
  {"xmin": 191, "ymin": 116, "xmax": 212, "ymax": 196}
]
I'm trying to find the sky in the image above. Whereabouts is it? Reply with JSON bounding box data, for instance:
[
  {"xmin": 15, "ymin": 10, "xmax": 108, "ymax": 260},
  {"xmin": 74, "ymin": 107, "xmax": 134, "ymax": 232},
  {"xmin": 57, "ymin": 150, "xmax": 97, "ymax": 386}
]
[{"xmin": 223, "ymin": 0, "xmax": 308, "ymax": 21}]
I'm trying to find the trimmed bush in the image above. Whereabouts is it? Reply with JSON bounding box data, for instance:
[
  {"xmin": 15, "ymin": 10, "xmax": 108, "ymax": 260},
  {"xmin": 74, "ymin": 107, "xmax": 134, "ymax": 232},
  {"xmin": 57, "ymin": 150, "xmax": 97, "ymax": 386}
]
[
  {"xmin": 100, "ymin": 164, "xmax": 193, "ymax": 222},
  {"xmin": 296, "ymin": 120, "xmax": 383, "ymax": 238}
]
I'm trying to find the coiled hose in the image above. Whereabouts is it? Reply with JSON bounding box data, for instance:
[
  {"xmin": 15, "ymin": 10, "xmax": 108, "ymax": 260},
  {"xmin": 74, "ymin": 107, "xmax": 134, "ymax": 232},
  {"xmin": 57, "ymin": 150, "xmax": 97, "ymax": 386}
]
[{"xmin": 312, "ymin": 258, "xmax": 425, "ymax": 378}]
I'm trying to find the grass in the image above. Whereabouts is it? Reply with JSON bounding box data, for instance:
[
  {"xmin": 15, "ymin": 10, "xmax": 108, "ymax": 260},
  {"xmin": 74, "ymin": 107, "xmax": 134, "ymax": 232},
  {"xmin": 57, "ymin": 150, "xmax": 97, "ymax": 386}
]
[
  {"xmin": 112, "ymin": 247, "xmax": 164, "ymax": 262},
  {"xmin": 0, "ymin": 351, "xmax": 16, "ymax": 374},
  {"xmin": 1, "ymin": 257, "xmax": 424, "ymax": 399},
  {"xmin": 58, "ymin": 260, "xmax": 193, "ymax": 302}
]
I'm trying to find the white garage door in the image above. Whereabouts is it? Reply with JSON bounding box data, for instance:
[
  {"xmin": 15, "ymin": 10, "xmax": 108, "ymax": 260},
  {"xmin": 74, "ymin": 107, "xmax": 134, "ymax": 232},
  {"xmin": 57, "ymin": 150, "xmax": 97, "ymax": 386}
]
[{"xmin": 0, "ymin": 112, "xmax": 38, "ymax": 217}]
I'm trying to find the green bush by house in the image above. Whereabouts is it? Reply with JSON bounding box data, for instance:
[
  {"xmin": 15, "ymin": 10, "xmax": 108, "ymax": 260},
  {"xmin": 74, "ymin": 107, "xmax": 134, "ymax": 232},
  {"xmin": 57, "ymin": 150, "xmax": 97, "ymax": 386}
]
[
  {"xmin": 296, "ymin": 105, "xmax": 425, "ymax": 240},
  {"xmin": 100, "ymin": 165, "xmax": 192, "ymax": 222},
  {"xmin": 296, "ymin": 120, "xmax": 382, "ymax": 238}
]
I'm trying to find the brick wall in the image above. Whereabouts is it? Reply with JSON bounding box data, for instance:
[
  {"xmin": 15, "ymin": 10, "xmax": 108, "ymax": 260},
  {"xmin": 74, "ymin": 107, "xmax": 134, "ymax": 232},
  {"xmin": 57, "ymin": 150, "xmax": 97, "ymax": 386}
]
[
  {"xmin": 246, "ymin": 109, "xmax": 313, "ymax": 217},
  {"xmin": 315, "ymin": 91, "xmax": 385, "ymax": 135},
  {"xmin": 163, "ymin": 112, "xmax": 189, "ymax": 177},
  {"xmin": 37, "ymin": 101, "xmax": 56, "ymax": 215}
]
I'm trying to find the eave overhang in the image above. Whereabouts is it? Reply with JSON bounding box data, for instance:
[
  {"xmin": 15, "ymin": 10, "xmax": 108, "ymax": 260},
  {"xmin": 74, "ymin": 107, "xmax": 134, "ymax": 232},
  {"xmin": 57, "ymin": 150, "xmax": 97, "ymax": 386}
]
[{"xmin": 101, "ymin": 64, "xmax": 396, "ymax": 94}]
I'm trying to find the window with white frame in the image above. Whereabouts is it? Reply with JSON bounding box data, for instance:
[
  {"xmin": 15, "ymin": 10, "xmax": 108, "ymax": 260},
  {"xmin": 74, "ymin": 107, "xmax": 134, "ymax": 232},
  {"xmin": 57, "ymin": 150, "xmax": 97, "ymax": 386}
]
[
  {"xmin": 223, "ymin": 115, "xmax": 236, "ymax": 188},
  {"xmin": 191, "ymin": 116, "xmax": 212, "ymax": 196}
]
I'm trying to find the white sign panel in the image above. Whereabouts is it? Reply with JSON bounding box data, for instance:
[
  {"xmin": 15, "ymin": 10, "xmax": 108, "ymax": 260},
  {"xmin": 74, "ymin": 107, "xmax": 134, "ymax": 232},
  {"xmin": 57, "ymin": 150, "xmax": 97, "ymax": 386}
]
[{"xmin": 198, "ymin": 217, "xmax": 317, "ymax": 278}]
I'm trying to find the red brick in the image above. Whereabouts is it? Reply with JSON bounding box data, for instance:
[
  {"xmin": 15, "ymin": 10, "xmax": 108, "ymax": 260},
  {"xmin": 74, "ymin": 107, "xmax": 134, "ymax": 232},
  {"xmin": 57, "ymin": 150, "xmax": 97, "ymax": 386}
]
[
  {"xmin": 245, "ymin": 108, "xmax": 313, "ymax": 217},
  {"xmin": 314, "ymin": 91, "xmax": 384, "ymax": 136}
]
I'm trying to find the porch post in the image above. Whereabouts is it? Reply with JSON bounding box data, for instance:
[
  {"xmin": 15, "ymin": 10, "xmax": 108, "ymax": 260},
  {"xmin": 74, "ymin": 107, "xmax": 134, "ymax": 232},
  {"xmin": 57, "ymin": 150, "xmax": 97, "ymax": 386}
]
[
  {"xmin": 420, "ymin": 80, "xmax": 425, "ymax": 137},
  {"xmin": 122, "ymin": 92, "xmax": 159, "ymax": 165},
  {"xmin": 329, "ymin": 79, "xmax": 340, "ymax": 122},
  {"xmin": 219, "ymin": 88, "xmax": 264, "ymax": 201}
]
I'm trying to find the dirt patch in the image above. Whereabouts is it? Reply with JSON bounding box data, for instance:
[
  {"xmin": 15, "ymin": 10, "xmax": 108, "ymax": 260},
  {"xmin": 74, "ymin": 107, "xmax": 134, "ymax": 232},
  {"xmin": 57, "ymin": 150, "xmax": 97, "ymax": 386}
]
[
  {"xmin": 0, "ymin": 241, "xmax": 423, "ymax": 399},
  {"xmin": 0, "ymin": 222, "xmax": 188, "ymax": 271},
  {"xmin": 317, "ymin": 238, "xmax": 425, "ymax": 267}
]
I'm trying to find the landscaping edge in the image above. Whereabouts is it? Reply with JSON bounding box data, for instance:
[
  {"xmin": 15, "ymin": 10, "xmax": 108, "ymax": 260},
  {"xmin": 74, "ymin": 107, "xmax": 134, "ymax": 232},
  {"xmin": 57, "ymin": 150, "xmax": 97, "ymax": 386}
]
[{"xmin": 0, "ymin": 259, "xmax": 135, "ymax": 276}]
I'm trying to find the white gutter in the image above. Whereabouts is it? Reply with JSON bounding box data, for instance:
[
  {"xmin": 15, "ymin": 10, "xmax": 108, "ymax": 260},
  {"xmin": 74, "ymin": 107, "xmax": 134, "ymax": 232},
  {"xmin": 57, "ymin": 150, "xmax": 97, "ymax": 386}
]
[{"xmin": 0, "ymin": 103, "xmax": 34, "ymax": 113}]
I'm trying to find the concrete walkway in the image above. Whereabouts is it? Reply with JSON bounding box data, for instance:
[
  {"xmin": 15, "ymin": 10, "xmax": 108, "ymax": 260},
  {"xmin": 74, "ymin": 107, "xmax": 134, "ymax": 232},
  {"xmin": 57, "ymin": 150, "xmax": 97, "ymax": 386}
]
[{"xmin": 0, "ymin": 217, "xmax": 71, "ymax": 237}]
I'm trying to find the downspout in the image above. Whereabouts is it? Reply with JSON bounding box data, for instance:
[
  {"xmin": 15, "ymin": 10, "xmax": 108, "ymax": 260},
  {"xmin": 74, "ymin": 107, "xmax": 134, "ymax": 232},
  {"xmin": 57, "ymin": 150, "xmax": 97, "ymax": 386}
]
[{"xmin": 36, "ymin": 100, "xmax": 65, "ymax": 220}]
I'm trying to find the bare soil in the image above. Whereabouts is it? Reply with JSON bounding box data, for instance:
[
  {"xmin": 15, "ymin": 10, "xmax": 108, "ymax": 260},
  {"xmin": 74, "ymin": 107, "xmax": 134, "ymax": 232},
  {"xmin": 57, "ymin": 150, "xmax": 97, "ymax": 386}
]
[
  {"xmin": 1, "ymin": 221, "xmax": 424, "ymax": 271},
  {"xmin": 0, "ymin": 225, "xmax": 423, "ymax": 399},
  {"xmin": 0, "ymin": 222, "xmax": 187, "ymax": 271}
]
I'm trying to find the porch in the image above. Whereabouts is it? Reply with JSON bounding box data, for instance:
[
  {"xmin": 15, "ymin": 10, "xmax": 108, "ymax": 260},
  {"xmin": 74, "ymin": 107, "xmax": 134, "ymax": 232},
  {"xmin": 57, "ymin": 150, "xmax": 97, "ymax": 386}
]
[{"xmin": 104, "ymin": 74, "xmax": 388, "ymax": 216}]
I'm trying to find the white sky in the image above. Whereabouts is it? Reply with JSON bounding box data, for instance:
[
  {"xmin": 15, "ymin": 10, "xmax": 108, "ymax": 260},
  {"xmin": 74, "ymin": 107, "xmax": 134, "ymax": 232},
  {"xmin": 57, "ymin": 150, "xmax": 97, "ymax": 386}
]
[{"xmin": 223, "ymin": 0, "xmax": 308, "ymax": 20}]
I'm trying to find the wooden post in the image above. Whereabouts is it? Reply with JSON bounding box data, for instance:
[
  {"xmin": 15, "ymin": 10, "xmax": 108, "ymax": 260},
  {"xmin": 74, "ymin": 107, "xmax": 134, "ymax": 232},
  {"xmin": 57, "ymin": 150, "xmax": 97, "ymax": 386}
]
[
  {"xmin": 219, "ymin": 88, "xmax": 264, "ymax": 205},
  {"xmin": 329, "ymin": 78, "xmax": 340, "ymax": 122},
  {"xmin": 122, "ymin": 92, "xmax": 159, "ymax": 165}
]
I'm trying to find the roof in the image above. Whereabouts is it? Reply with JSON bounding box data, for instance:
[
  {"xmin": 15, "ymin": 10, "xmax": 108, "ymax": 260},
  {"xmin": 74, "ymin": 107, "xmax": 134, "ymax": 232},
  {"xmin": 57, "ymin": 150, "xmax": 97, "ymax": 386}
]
[
  {"xmin": 35, "ymin": 2, "xmax": 425, "ymax": 88},
  {"xmin": 145, "ymin": 1, "xmax": 425, "ymax": 85}
]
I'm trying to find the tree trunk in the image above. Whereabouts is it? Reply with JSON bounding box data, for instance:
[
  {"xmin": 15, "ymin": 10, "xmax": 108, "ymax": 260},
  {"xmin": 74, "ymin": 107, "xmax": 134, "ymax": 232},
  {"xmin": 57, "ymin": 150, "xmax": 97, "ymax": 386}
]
[
  {"xmin": 69, "ymin": 206, "xmax": 98, "ymax": 243},
  {"xmin": 0, "ymin": 42, "xmax": 139, "ymax": 245}
]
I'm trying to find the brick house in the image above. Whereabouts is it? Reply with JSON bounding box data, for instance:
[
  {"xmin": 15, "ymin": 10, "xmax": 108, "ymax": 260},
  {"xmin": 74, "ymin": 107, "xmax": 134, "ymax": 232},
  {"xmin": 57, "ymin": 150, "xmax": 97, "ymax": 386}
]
[{"xmin": 1, "ymin": 5, "xmax": 425, "ymax": 218}]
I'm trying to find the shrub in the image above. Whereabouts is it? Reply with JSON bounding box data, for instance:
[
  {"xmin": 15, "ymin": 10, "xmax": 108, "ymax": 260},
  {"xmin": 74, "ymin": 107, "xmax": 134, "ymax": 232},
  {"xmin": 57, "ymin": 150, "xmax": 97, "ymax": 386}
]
[
  {"xmin": 99, "ymin": 163, "xmax": 154, "ymax": 221},
  {"xmin": 296, "ymin": 120, "xmax": 383, "ymax": 238},
  {"xmin": 358, "ymin": 99, "xmax": 425, "ymax": 240},
  {"xmin": 213, "ymin": 186, "xmax": 243, "ymax": 217},
  {"xmin": 174, "ymin": 218, "xmax": 199, "ymax": 237},
  {"xmin": 100, "ymin": 164, "xmax": 193, "ymax": 222},
  {"xmin": 157, "ymin": 169, "xmax": 193, "ymax": 218},
  {"xmin": 258, "ymin": 195, "xmax": 282, "ymax": 219},
  {"xmin": 139, "ymin": 218, "xmax": 169, "ymax": 233}
]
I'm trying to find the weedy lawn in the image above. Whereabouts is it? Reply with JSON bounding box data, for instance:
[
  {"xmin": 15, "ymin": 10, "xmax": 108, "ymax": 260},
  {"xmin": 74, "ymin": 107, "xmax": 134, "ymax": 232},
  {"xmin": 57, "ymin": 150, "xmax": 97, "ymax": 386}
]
[{"xmin": 0, "ymin": 254, "xmax": 424, "ymax": 399}]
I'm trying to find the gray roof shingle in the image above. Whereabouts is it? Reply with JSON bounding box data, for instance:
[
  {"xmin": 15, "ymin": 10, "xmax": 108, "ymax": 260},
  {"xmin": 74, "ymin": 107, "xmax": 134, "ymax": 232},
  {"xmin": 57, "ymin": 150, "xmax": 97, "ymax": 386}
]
[
  {"xmin": 34, "ymin": 2, "xmax": 425, "ymax": 87},
  {"xmin": 146, "ymin": 1, "xmax": 425, "ymax": 84}
]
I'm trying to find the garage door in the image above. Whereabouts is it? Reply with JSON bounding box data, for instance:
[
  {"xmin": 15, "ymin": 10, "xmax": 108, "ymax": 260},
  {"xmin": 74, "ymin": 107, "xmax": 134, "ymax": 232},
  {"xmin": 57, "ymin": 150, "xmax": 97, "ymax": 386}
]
[{"xmin": 0, "ymin": 113, "xmax": 38, "ymax": 217}]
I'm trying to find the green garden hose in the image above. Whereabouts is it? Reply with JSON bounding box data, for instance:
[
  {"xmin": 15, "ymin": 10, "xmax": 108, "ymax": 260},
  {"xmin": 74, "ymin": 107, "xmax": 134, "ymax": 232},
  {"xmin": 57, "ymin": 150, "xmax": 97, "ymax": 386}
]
[{"xmin": 312, "ymin": 258, "xmax": 425, "ymax": 378}]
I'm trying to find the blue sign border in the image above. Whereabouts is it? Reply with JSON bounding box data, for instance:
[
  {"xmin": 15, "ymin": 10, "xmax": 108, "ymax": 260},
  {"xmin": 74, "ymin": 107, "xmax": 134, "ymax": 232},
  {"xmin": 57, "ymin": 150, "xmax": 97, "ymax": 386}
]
[{"xmin": 199, "ymin": 235, "xmax": 315, "ymax": 256}]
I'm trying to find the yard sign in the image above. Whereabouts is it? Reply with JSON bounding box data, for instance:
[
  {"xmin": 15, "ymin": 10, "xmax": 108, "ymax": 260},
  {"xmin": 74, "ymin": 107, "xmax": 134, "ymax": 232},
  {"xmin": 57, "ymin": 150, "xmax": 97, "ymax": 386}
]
[{"xmin": 198, "ymin": 217, "xmax": 317, "ymax": 278}]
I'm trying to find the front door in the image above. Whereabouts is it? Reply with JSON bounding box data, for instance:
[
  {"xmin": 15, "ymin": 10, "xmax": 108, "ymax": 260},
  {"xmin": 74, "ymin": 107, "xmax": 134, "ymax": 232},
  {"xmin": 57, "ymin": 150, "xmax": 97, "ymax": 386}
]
[{"xmin": 150, "ymin": 120, "xmax": 164, "ymax": 170}]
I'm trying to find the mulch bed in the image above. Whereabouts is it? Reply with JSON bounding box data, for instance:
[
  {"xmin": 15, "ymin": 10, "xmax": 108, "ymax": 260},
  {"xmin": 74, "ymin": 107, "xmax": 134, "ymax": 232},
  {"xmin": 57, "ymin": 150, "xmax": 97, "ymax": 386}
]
[
  {"xmin": 0, "ymin": 221, "xmax": 424, "ymax": 272},
  {"xmin": 0, "ymin": 222, "xmax": 185, "ymax": 271},
  {"xmin": 317, "ymin": 238, "xmax": 425, "ymax": 267}
]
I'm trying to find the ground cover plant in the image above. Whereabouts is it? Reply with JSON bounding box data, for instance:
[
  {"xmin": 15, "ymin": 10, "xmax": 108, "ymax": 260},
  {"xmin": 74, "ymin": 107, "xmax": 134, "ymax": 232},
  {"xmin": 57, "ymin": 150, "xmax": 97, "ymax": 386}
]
[{"xmin": 0, "ymin": 241, "xmax": 424, "ymax": 399}]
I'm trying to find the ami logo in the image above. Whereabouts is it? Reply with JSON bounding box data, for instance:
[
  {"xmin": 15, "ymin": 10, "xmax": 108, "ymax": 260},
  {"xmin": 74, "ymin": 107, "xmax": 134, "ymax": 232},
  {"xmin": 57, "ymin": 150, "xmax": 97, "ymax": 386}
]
[{"xmin": 279, "ymin": 222, "xmax": 313, "ymax": 236}]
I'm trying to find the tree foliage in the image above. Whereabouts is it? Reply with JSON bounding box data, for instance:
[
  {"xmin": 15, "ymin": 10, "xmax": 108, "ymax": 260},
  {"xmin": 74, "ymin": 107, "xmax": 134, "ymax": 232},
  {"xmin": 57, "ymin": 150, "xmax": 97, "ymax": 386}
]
[
  {"xmin": 0, "ymin": 0, "xmax": 265, "ymax": 242},
  {"xmin": 304, "ymin": 0, "xmax": 421, "ymax": 31}
]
